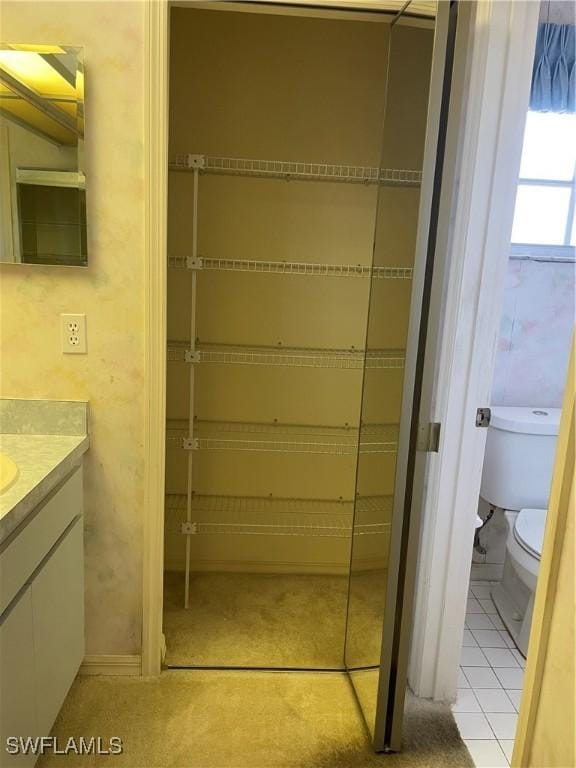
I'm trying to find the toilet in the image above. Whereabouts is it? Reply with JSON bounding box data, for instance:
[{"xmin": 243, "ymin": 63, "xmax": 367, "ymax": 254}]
[{"xmin": 480, "ymin": 406, "xmax": 561, "ymax": 656}]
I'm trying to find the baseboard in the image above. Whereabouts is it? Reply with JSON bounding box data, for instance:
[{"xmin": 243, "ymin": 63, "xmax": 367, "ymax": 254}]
[{"xmin": 79, "ymin": 654, "xmax": 142, "ymax": 676}]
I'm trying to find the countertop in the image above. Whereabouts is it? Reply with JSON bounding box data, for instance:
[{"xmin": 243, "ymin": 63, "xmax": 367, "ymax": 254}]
[
  {"xmin": 0, "ymin": 398, "xmax": 89, "ymax": 546},
  {"xmin": 0, "ymin": 433, "xmax": 89, "ymax": 545}
]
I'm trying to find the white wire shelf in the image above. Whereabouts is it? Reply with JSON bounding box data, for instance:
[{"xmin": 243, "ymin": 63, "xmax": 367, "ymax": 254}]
[
  {"xmin": 358, "ymin": 423, "xmax": 400, "ymax": 454},
  {"xmin": 167, "ymin": 341, "xmax": 405, "ymax": 370},
  {"xmin": 170, "ymin": 154, "xmax": 422, "ymax": 187},
  {"xmin": 364, "ymin": 349, "xmax": 405, "ymax": 370},
  {"xmin": 165, "ymin": 419, "xmax": 398, "ymax": 455},
  {"xmin": 168, "ymin": 255, "xmax": 413, "ymax": 280},
  {"xmin": 356, "ymin": 495, "xmax": 394, "ymax": 515},
  {"xmin": 164, "ymin": 493, "xmax": 393, "ymax": 537}
]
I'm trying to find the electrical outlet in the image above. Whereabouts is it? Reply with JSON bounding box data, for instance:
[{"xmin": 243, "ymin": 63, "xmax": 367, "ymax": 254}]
[{"xmin": 61, "ymin": 313, "xmax": 87, "ymax": 354}]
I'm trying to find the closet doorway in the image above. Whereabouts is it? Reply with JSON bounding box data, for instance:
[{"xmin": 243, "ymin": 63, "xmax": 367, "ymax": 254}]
[{"xmin": 163, "ymin": 0, "xmax": 437, "ymax": 682}]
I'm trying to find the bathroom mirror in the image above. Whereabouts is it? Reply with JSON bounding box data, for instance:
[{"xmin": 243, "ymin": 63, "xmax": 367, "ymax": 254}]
[{"xmin": 0, "ymin": 45, "xmax": 86, "ymax": 266}]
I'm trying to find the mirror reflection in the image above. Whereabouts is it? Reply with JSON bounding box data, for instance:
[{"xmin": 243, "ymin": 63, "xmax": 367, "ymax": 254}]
[
  {"xmin": 345, "ymin": 8, "xmax": 436, "ymax": 737},
  {"xmin": 0, "ymin": 45, "xmax": 86, "ymax": 266}
]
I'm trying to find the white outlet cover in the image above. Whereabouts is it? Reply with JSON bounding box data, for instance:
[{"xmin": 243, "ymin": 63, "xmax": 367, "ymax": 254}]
[{"xmin": 61, "ymin": 313, "xmax": 87, "ymax": 354}]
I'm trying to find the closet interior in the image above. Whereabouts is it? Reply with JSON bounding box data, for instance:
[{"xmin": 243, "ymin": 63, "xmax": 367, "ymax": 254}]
[{"xmin": 163, "ymin": 2, "xmax": 434, "ymax": 671}]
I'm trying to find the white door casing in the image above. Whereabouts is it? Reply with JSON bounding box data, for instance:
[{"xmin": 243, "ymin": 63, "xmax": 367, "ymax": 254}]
[
  {"xmin": 141, "ymin": 0, "xmax": 542, "ymax": 694},
  {"xmin": 408, "ymin": 0, "xmax": 541, "ymax": 700}
]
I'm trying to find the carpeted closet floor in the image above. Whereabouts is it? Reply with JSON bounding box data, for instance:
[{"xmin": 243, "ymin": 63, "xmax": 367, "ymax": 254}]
[
  {"xmin": 38, "ymin": 671, "xmax": 473, "ymax": 768},
  {"xmin": 163, "ymin": 571, "xmax": 350, "ymax": 668},
  {"xmin": 163, "ymin": 570, "xmax": 387, "ymax": 669}
]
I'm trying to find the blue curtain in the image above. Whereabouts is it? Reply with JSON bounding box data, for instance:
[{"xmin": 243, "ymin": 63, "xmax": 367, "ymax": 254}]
[{"xmin": 531, "ymin": 23, "xmax": 575, "ymax": 112}]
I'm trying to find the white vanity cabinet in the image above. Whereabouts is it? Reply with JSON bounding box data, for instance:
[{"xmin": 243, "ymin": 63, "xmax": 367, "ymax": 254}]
[
  {"xmin": 31, "ymin": 517, "xmax": 84, "ymax": 736},
  {"xmin": 0, "ymin": 587, "xmax": 37, "ymax": 767},
  {"xmin": 0, "ymin": 467, "xmax": 84, "ymax": 766}
]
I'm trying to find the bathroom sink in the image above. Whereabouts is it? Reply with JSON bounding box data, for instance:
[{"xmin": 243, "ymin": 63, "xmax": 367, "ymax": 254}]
[{"xmin": 0, "ymin": 453, "xmax": 19, "ymax": 494}]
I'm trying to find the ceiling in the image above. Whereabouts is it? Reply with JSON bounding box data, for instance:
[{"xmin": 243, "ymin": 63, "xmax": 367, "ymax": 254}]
[{"xmin": 0, "ymin": 46, "xmax": 81, "ymax": 146}]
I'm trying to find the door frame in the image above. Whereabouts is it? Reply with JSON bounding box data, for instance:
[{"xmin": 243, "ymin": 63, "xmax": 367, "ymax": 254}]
[
  {"xmin": 140, "ymin": 0, "xmax": 441, "ymax": 679},
  {"xmin": 407, "ymin": 0, "xmax": 541, "ymax": 701},
  {"xmin": 140, "ymin": 0, "xmax": 542, "ymax": 699},
  {"xmin": 142, "ymin": 0, "xmax": 169, "ymax": 677}
]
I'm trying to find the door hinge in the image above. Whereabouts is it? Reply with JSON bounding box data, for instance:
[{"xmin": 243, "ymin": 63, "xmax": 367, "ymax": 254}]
[
  {"xmin": 416, "ymin": 422, "xmax": 441, "ymax": 452},
  {"xmin": 475, "ymin": 407, "xmax": 491, "ymax": 428}
]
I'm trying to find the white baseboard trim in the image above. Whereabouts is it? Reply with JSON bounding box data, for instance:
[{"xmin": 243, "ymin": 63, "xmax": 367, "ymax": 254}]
[{"xmin": 79, "ymin": 654, "xmax": 142, "ymax": 676}]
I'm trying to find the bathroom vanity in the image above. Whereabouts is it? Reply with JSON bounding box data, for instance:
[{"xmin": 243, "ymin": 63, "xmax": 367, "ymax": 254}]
[{"xmin": 0, "ymin": 399, "xmax": 89, "ymax": 765}]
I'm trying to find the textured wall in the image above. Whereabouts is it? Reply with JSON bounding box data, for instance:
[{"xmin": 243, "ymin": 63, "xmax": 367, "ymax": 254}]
[
  {"xmin": 492, "ymin": 258, "xmax": 575, "ymax": 408},
  {"xmin": 0, "ymin": 2, "xmax": 146, "ymax": 655},
  {"xmin": 522, "ymin": 345, "xmax": 574, "ymax": 768}
]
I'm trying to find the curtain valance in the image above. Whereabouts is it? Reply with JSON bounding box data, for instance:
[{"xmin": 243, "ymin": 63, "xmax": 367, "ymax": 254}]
[{"xmin": 531, "ymin": 23, "xmax": 575, "ymax": 112}]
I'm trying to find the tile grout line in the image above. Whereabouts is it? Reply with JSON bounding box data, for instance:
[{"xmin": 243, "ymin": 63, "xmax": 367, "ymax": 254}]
[{"xmin": 457, "ymin": 587, "xmax": 524, "ymax": 766}]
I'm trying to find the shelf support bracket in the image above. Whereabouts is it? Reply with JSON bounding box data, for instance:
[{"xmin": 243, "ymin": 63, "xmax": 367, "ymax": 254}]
[
  {"xmin": 185, "ymin": 153, "xmax": 206, "ymax": 169},
  {"xmin": 181, "ymin": 521, "xmax": 198, "ymax": 535}
]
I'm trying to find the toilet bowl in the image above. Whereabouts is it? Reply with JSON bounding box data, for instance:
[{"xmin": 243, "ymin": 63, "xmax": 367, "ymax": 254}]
[
  {"xmin": 508, "ymin": 508, "xmax": 545, "ymax": 589},
  {"xmin": 480, "ymin": 406, "xmax": 560, "ymax": 658},
  {"xmin": 491, "ymin": 508, "xmax": 546, "ymax": 656}
]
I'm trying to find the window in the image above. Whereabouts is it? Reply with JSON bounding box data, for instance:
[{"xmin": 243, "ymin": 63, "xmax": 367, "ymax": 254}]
[{"xmin": 511, "ymin": 111, "xmax": 576, "ymax": 253}]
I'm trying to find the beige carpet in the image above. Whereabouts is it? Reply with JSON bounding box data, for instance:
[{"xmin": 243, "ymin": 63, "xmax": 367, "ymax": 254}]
[
  {"xmin": 163, "ymin": 571, "xmax": 349, "ymax": 668},
  {"xmin": 38, "ymin": 670, "xmax": 473, "ymax": 768},
  {"xmin": 345, "ymin": 569, "xmax": 389, "ymax": 669}
]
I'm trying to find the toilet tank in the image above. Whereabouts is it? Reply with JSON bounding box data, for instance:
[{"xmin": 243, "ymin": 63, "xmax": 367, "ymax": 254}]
[{"xmin": 480, "ymin": 407, "xmax": 561, "ymax": 510}]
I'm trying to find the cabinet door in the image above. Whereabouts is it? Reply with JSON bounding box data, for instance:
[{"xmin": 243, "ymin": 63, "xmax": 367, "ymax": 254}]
[
  {"xmin": 0, "ymin": 468, "xmax": 82, "ymax": 616},
  {"xmin": 31, "ymin": 518, "xmax": 84, "ymax": 736},
  {"xmin": 0, "ymin": 586, "xmax": 38, "ymax": 768}
]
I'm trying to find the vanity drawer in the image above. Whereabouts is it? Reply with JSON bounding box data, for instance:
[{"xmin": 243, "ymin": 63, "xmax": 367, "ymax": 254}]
[{"xmin": 0, "ymin": 468, "xmax": 83, "ymax": 615}]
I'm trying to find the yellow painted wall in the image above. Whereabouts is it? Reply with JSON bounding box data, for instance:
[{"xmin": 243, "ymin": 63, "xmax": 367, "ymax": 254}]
[
  {"xmin": 166, "ymin": 8, "xmax": 433, "ymax": 573},
  {"xmin": 166, "ymin": 8, "xmax": 388, "ymax": 573},
  {"xmin": 528, "ymin": 493, "xmax": 574, "ymax": 767},
  {"xmin": 515, "ymin": 344, "xmax": 575, "ymax": 768},
  {"xmin": 0, "ymin": 2, "xmax": 146, "ymax": 655}
]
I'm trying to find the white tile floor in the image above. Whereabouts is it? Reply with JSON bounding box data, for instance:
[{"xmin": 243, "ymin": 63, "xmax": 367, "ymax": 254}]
[{"xmin": 455, "ymin": 582, "xmax": 526, "ymax": 767}]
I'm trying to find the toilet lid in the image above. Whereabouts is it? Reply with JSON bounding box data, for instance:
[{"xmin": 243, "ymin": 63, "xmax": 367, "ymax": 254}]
[{"xmin": 514, "ymin": 508, "xmax": 546, "ymax": 560}]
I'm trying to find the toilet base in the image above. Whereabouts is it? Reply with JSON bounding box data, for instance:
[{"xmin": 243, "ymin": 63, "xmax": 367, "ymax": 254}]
[{"xmin": 491, "ymin": 581, "xmax": 534, "ymax": 657}]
